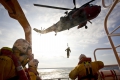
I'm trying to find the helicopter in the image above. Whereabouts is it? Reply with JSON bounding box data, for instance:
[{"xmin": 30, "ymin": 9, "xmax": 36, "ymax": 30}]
[{"xmin": 33, "ymin": 0, "xmax": 101, "ymax": 35}]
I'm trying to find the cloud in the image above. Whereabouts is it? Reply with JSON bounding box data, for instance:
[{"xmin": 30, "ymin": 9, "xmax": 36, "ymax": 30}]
[
  {"xmin": 22, "ymin": 8, "xmax": 27, "ymax": 14},
  {"xmin": 0, "ymin": 32, "xmax": 24, "ymax": 48},
  {"xmin": 0, "ymin": 29, "xmax": 2, "ymax": 35},
  {"xmin": 104, "ymin": 42, "xmax": 110, "ymax": 45},
  {"xmin": 0, "ymin": 4, "xmax": 5, "ymax": 9},
  {"xmin": 101, "ymin": 53, "xmax": 114, "ymax": 56},
  {"xmin": 62, "ymin": 19, "xmax": 106, "ymax": 48}
]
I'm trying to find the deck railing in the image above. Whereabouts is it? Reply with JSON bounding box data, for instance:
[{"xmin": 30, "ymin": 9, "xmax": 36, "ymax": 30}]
[
  {"xmin": 101, "ymin": 0, "xmax": 120, "ymax": 67},
  {"xmin": 93, "ymin": 44, "xmax": 120, "ymax": 62},
  {"xmin": 93, "ymin": 45, "xmax": 120, "ymax": 67}
]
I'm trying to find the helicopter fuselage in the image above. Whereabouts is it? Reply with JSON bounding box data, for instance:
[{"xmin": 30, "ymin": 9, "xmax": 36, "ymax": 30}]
[{"xmin": 33, "ymin": 4, "xmax": 101, "ymax": 35}]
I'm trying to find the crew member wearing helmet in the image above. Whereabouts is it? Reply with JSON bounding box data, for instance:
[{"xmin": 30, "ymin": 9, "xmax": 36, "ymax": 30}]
[
  {"xmin": 28, "ymin": 59, "xmax": 42, "ymax": 80},
  {"xmin": 78, "ymin": 54, "xmax": 92, "ymax": 65},
  {"xmin": 79, "ymin": 54, "xmax": 87, "ymax": 61},
  {"xmin": 0, "ymin": 38, "xmax": 31, "ymax": 80},
  {"xmin": 69, "ymin": 54, "xmax": 104, "ymax": 80}
]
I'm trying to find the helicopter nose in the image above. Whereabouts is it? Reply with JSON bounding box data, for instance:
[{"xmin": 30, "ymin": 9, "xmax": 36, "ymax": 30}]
[
  {"xmin": 97, "ymin": 6, "xmax": 101, "ymax": 14},
  {"xmin": 94, "ymin": 5, "xmax": 101, "ymax": 14},
  {"xmin": 86, "ymin": 5, "xmax": 101, "ymax": 20}
]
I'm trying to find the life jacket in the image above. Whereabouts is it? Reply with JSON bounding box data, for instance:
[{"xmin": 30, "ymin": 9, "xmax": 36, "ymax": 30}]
[
  {"xmin": 78, "ymin": 57, "xmax": 98, "ymax": 80},
  {"xmin": 25, "ymin": 68, "xmax": 31, "ymax": 80},
  {"xmin": 28, "ymin": 67, "xmax": 41, "ymax": 80},
  {"xmin": 0, "ymin": 47, "xmax": 30, "ymax": 80}
]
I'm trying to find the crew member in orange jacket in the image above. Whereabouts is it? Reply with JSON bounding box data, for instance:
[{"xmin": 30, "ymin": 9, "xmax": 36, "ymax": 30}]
[
  {"xmin": 69, "ymin": 54, "xmax": 104, "ymax": 80},
  {"xmin": 0, "ymin": 38, "xmax": 32, "ymax": 80},
  {"xmin": 28, "ymin": 59, "xmax": 42, "ymax": 80}
]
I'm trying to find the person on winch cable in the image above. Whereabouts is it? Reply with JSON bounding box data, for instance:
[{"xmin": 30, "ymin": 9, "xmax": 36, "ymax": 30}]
[
  {"xmin": 28, "ymin": 59, "xmax": 42, "ymax": 80},
  {"xmin": 69, "ymin": 54, "xmax": 104, "ymax": 80},
  {"xmin": 65, "ymin": 47, "xmax": 71, "ymax": 58},
  {"xmin": 0, "ymin": 38, "xmax": 32, "ymax": 80}
]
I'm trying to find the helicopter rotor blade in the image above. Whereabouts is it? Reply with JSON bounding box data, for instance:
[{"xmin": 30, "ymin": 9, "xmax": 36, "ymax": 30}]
[
  {"xmin": 73, "ymin": 0, "xmax": 76, "ymax": 9},
  {"xmin": 80, "ymin": 0, "xmax": 95, "ymax": 8},
  {"xmin": 34, "ymin": 4, "xmax": 72, "ymax": 10},
  {"xmin": 87, "ymin": 0, "xmax": 95, "ymax": 4}
]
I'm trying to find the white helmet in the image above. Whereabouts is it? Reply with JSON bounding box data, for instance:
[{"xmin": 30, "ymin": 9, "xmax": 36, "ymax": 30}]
[
  {"xmin": 79, "ymin": 54, "xmax": 86, "ymax": 60},
  {"xmin": 13, "ymin": 39, "xmax": 31, "ymax": 54},
  {"xmin": 28, "ymin": 59, "xmax": 39, "ymax": 67}
]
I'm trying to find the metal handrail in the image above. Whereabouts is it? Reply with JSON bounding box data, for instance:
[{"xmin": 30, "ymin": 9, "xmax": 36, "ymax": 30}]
[
  {"xmin": 102, "ymin": 0, "xmax": 120, "ymax": 67},
  {"xmin": 94, "ymin": 44, "xmax": 120, "ymax": 61},
  {"xmin": 93, "ymin": 45, "xmax": 120, "ymax": 68},
  {"xmin": 109, "ymin": 25, "xmax": 120, "ymax": 34},
  {"xmin": 102, "ymin": 0, "xmax": 113, "ymax": 8},
  {"xmin": 102, "ymin": 0, "xmax": 120, "ymax": 8}
]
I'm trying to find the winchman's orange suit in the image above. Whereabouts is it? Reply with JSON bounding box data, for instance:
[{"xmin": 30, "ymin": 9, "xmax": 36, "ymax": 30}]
[
  {"xmin": 69, "ymin": 54, "xmax": 104, "ymax": 80},
  {"xmin": 28, "ymin": 59, "xmax": 42, "ymax": 80},
  {"xmin": 0, "ymin": 39, "xmax": 32, "ymax": 80}
]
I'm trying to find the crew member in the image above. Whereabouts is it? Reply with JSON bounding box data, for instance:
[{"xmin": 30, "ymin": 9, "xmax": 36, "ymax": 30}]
[
  {"xmin": 69, "ymin": 54, "xmax": 104, "ymax": 80},
  {"xmin": 0, "ymin": 38, "xmax": 31, "ymax": 80},
  {"xmin": 28, "ymin": 59, "xmax": 42, "ymax": 80}
]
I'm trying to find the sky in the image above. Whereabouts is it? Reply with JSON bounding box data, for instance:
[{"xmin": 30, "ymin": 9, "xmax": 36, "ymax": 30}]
[{"xmin": 0, "ymin": 0, "xmax": 120, "ymax": 68}]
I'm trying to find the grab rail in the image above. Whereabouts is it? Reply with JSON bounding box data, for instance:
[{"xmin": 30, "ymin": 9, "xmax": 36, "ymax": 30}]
[
  {"xmin": 94, "ymin": 44, "xmax": 120, "ymax": 61},
  {"xmin": 102, "ymin": 0, "xmax": 120, "ymax": 67},
  {"xmin": 93, "ymin": 44, "xmax": 120, "ymax": 68}
]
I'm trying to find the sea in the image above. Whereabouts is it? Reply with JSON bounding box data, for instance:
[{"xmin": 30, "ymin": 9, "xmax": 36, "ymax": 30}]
[{"xmin": 38, "ymin": 66, "xmax": 119, "ymax": 80}]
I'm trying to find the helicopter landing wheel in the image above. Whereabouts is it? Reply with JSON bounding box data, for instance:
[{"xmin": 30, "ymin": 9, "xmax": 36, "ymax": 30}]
[{"xmin": 85, "ymin": 25, "xmax": 88, "ymax": 29}]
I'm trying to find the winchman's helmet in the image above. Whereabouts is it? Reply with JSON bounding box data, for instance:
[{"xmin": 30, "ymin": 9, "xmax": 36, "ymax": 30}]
[
  {"xmin": 28, "ymin": 59, "xmax": 39, "ymax": 68},
  {"xmin": 79, "ymin": 54, "xmax": 86, "ymax": 60},
  {"xmin": 12, "ymin": 38, "xmax": 32, "ymax": 67}
]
